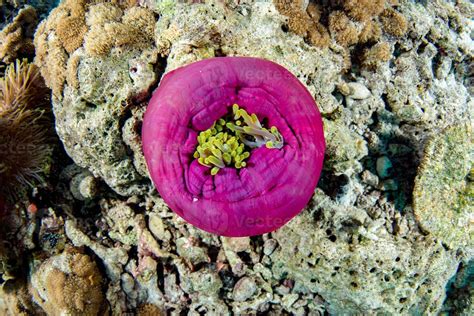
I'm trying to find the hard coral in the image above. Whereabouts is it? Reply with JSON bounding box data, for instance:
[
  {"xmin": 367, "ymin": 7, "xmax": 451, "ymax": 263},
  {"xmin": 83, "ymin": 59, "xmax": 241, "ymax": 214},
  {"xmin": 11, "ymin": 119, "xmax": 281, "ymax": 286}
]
[
  {"xmin": 31, "ymin": 248, "xmax": 106, "ymax": 316},
  {"xmin": 328, "ymin": 11, "xmax": 359, "ymax": 46},
  {"xmin": 362, "ymin": 42, "xmax": 392, "ymax": 69},
  {"xmin": 274, "ymin": 0, "xmax": 329, "ymax": 47},
  {"xmin": 344, "ymin": 0, "xmax": 386, "ymax": 21},
  {"xmin": 413, "ymin": 124, "xmax": 473, "ymax": 251},
  {"xmin": 0, "ymin": 6, "xmax": 38, "ymax": 63},
  {"xmin": 0, "ymin": 59, "xmax": 53, "ymax": 202},
  {"xmin": 142, "ymin": 57, "xmax": 325, "ymax": 236},
  {"xmin": 84, "ymin": 6, "xmax": 155, "ymax": 56},
  {"xmin": 380, "ymin": 8, "xmax": 408, "ymax": 37},
  {"xmin": 34, "ymin": 0, "xmax": 155, "ymax": 96},
  {"xmin": 273, "ymin": 0, "xmax": 406, "ymax": 70}
]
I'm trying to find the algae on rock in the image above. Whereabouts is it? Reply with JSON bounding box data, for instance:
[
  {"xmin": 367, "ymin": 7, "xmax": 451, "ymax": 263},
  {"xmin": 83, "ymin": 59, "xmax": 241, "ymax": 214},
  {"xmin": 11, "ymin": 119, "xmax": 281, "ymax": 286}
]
[{"xmin": 413, "ymin": 123, "xmax": 473, "ymax": 254}]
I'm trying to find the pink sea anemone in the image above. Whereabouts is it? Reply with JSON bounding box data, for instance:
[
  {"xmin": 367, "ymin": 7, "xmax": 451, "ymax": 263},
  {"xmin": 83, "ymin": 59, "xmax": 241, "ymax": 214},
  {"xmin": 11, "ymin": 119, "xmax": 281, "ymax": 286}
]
[{"xmin": 142, "ymin": 57, "xmax": 325, "ymax": 236}]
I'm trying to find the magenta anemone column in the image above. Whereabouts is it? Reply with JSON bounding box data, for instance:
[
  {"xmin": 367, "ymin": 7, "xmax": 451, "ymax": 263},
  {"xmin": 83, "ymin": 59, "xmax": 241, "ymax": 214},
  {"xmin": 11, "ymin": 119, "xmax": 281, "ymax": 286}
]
[{"xmin": 142, "ymin": 57, "xmax": 325, "ymax": 237}]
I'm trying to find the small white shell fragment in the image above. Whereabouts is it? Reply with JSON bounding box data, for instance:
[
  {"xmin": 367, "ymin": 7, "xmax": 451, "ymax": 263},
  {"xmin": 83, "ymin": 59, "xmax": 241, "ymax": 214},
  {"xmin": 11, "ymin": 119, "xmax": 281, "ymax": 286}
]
[{"xmin": 338, "ymin": 82, "xmax": 372, "ymax": 100}]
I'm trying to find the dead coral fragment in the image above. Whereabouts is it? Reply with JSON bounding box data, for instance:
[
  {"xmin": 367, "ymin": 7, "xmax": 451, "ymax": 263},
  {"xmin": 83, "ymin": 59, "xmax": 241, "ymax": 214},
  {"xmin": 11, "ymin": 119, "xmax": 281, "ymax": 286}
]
[
  {"xmin": 31, "ymin": 248, "xmax": 105, "ymax": 316},
  {"xmin": 0, "ymin": 6, "xmax": 38, "ymax": 63},
  {"xmin": 380, "ymin": 8, "xmax": 408, "ymax": 37},
  {"xmin": 0, "ymin": 60, "xmax": 53, "ymax": 202}
]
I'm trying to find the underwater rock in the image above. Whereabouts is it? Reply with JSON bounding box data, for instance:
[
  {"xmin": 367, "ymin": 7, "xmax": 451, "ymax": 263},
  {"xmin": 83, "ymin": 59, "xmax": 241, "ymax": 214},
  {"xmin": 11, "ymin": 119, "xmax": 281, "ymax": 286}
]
[
  {"xmin": 271, "ymin": 190, "xmax": 461, "ymax": 315},
  {"xmin": 233, "ymin": 276, "xmax": 257, "ymax": 302},
  {"xmin": 413, "ymin": 124, "xmax": 473, "ymax": 253},
  {"xmin": 323, "ymin": 118, "xmax": 368, "ymax": 175},
  {"xmin": 30, "ymin": 247, "xmax": 106, "ymax": 316},
  {"xmin": 34, "ymin": 0, "xmax": 158, "ymax": 195}
]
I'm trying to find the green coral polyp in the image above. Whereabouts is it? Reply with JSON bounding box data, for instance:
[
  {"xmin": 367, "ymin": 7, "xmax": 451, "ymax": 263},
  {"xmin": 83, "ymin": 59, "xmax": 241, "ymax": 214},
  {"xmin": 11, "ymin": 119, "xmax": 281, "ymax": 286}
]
[{"xmin": 194, "ymin": 104, "xmax": 284, "ymax": 175}]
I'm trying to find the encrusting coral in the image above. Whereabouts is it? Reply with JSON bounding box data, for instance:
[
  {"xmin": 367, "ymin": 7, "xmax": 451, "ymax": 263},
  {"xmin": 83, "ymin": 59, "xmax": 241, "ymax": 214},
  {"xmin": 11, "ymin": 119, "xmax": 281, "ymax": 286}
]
[
  {"xmin": 33, "ymin": 0, "xmax": 158, "ymax": 195},
  {"xmin": 34, "ymin": 0, "xmax": 155, "ymax": 97},
  {"xmin": 31, "ymin": 247, "xmax": 106, "ymax": 316},
  {"xmin": 413, "ymin": 124, "xmax": 473, "ymax": 253},
  {"xmin": 0, "ymin": 59, "xmax": 53, "ymax": 203},
  {"xmin": 0, "ymin": 5, "xmax": 38, "ymax": 64},
  {"xmin": 273, "ymin": 0, "xmax": 408, "ymax": 69}
]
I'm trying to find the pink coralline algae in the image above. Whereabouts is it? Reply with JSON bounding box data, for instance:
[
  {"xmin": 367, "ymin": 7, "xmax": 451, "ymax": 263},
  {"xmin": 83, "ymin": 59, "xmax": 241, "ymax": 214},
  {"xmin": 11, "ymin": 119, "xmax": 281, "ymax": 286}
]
[{"xmin": 142, "ymin": 57, "xmax": 325, "ymax": 237}]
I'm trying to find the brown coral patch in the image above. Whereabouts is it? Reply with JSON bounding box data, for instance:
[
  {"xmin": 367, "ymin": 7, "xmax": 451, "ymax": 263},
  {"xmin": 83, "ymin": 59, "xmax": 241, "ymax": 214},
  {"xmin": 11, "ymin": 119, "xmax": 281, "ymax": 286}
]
[
  {"xmin": 0, "ymin": 6, "xmax": 38, "ymax": 63},
  {"xmin": 56, "ymin": 16, "xmax": 88, "ymax": 53},
  {"xmin": 359, "ymin": 20, "xmax": 382, "ymax": 43},
  {"xmin": 274, "ymin": 0, "xmax": 329, "ymax": 48},
  {"xmin": 362, "ymin": 42, "xmax": 392, "ymax": 69},
  {"xmin": 329, "ymin": 11, "xmax": 359, "ymax": 46},
  {"xmin": 137, "ymin": 304, "xmax": 165, "ymax": 316},
  {"xmin": 33, "ymin": 249, "xmax": 105, "ymax": 316},
  {"xmin": 344, "ymin": 0, "xmax": 386, "ymax": 22},
  {"xmin": 380, "ymin": 8, "xmax": 408, "ymax": 37},
  {"xmin": 308, "ymin": 22, "xmax": 330, "ymax": 48}
]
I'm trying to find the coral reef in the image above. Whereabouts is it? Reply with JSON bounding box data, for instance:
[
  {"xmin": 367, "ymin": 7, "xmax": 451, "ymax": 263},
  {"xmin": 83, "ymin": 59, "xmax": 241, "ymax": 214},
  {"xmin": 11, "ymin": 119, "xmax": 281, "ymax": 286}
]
[
  {"xmin": 30, "ymin": 247, "xmax": 106, "ymax": 315},
  {"xmin": 0, "ymin": 0, "xmax": 471, "ymax": 314}
]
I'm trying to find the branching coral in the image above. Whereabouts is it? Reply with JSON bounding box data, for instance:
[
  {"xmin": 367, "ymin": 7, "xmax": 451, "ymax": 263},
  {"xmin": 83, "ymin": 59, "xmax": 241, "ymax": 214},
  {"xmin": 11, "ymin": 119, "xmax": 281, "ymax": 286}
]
[
  {"xmin": 142, "ymin": 57, "xmax": 325, "ymax": 236},
  {"xmin": 0, "ymin": 59, "xmax": 53, "ymax": 203}
]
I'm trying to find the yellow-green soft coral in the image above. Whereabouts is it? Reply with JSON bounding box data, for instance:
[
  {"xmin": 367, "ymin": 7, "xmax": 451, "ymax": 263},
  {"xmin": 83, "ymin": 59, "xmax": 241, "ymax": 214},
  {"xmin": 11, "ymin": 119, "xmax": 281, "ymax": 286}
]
[{"xmin": 194, "ymin": 104, "xmax": 283, "ymax": 175}]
